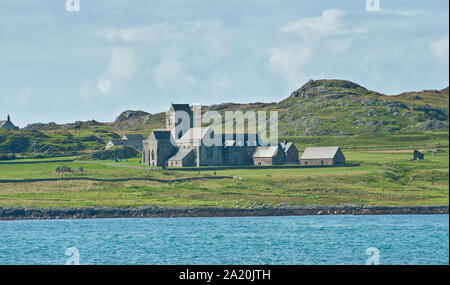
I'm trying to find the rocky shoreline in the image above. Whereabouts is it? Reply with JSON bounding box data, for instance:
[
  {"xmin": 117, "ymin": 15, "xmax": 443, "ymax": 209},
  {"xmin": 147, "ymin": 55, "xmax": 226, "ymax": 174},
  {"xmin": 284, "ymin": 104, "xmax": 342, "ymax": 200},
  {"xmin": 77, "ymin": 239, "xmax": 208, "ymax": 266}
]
[{"xmin": 0, "ymin": 205, "xmax": 448, "ymax": 220}]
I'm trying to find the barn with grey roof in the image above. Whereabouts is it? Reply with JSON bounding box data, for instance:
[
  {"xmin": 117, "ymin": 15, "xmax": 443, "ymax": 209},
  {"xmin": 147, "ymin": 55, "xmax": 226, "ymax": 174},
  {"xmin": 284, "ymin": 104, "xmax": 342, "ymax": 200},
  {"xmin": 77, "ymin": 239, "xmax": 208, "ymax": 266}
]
[{"xmin": 300, "ymin": 146, "xmax": 345, "ymax": 166}]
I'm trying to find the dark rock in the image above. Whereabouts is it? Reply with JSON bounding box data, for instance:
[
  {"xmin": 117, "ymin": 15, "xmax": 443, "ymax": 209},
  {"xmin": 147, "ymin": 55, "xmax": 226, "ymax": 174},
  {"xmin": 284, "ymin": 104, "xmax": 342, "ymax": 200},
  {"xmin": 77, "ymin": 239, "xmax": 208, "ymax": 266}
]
[{"xmin": 417, "ymin": 120, "xmax": 448, "ymax": 131}]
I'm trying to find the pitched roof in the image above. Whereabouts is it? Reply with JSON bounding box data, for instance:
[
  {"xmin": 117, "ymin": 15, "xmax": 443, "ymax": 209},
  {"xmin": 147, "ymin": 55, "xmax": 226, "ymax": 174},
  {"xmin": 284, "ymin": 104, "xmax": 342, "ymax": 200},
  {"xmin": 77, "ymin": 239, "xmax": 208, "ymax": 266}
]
[
  {"xmin": 280, "ymin": 142, "xmax": 293, "ymax": 152},
  {"xmin": 168, "ymin": 148, "xmax": 194, "ymax": 161},
  {"xmin": 0, "ymin": 120, "xmax": 6, "ymax": 127},
  {"xmin": 122, "ymin": 134, "xmax": 144, "ymax": 145},
  {"xmin": 300, "ymin": 147, "xmax": 340, "ymax": 160},
  {"xmin": 252, "ymin": 146, "xmax": 279, "ymax": 158},
  {"xmin": 170, "ymin": 104, "xmax": 191, "ymax": 113},
  {"xmin": 108, "ymin": 139, "xmax": 127, "ymax": 145},
  {"xmin": 224, "ymin": 140, "xmax": 236, "ymax": 147},
  {"xmin": 177, "ymin": 127, "xmax": 213, "ymax": 144},
  {"xmin": 151, "ymin": 129, "xmax": 172, "ymax": 140},
  {"xmin": 221, "ymin": 133, "xmax": 259, "ymax": 146}
]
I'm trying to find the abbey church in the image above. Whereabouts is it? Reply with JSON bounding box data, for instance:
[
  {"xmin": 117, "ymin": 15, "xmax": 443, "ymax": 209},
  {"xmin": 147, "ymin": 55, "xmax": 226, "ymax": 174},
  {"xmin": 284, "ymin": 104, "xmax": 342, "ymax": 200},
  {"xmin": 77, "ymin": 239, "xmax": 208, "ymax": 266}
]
[{"xmin": 142, "ymin": 104, "xmax": 299, "ymax": 167}]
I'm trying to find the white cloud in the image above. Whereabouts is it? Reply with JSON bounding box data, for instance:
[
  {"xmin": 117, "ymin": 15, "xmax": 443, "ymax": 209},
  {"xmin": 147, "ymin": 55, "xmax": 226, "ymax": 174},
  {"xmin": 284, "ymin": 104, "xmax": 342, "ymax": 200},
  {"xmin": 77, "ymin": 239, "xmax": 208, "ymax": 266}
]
[
  {"xmin": 151, "ymin": 51, "xmax": 197, "ymax": 87},
  {"xmin": 97, "ymin": 47, "xmax": 135, "ymax": 95},
  {"xmin": 268, "ymin": 45, "xmax": 312, "ymax": 82},
  {"xmin": 270, "ymin": 9, "xmax": 367, "ymax": 86},
  {"xmin": 280, "ymin": 9, "xmax": 366, "ymax": 41},
  {"xmin": 430, "ymin": 37, "xmax": 449, "ymax": 63}
]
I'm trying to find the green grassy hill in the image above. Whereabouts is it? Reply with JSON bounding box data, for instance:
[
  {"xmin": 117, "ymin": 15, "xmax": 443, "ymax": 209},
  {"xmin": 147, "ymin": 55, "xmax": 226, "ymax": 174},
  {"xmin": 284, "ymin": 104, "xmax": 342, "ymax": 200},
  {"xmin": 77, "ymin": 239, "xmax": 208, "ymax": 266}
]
[{"xmin": 1, "ymin": 79, "xmax": 448, "ymax": 155}]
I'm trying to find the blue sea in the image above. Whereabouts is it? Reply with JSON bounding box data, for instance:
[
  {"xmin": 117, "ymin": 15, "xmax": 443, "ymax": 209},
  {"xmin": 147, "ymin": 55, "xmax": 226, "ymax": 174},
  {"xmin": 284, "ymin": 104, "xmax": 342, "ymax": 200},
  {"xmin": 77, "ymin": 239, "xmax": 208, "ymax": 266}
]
[{"xmin": 0, "ymin": 215, "xmax": 448, "ymax": 265}]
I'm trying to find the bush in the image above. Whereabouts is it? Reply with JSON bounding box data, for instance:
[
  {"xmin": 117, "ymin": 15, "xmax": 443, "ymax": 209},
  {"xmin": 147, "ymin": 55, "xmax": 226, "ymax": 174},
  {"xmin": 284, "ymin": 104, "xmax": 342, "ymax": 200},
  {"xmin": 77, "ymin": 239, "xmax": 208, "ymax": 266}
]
[{"xmin": 89, "ymin": 146, "xmax": 139, "ymax": 160}]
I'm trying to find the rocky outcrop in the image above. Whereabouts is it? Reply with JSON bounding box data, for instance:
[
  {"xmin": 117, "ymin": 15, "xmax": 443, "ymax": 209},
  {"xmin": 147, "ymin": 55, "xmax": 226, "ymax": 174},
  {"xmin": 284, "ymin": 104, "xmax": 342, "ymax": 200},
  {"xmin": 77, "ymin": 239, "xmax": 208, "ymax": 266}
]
[
  {"xmin": 290, "ymin": 79, "xmax": 368, "ymax": 99},
  {"xmin": 417, "ymin": 120, "xmax": 448, "ymax": 131},
  {"xmin": 23, "ymin": 122, "xmax": 61, "ymax": 130}
]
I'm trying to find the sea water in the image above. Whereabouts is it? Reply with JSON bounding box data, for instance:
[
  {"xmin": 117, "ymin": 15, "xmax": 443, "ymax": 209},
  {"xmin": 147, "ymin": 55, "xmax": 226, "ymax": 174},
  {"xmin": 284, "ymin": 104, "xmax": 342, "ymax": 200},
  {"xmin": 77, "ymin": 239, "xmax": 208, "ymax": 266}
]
[{"xmin": 0, "ymin": 214, "xmax": 448, "ymax": 265}]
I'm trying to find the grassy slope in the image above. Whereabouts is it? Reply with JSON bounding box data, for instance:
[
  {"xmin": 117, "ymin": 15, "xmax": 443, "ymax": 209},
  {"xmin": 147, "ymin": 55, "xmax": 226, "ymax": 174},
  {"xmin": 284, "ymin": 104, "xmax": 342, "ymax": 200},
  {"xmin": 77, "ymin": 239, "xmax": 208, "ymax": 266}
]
[
  {"xmin": 0, "ymin": 133, "xmax": 447, "ymax": 208},
  {"xmin": 1, "ymin": 80, "xmax": 448, "ymax": 156}
]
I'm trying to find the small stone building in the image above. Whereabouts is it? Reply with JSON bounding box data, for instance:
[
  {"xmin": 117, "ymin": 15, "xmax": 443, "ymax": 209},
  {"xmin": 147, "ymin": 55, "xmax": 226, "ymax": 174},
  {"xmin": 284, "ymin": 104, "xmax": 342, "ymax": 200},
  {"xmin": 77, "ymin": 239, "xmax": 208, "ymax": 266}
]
[
  {"xmin": 105, "ymin": 139, "xmax": 127, "ymax": 150},
  {"xmin": 121, "ymin": 134, "xmax": 144, "ymax": 150},
  {"xmin": 280, "ymin": 141, "xmax": 299, "ymax": 164},
  {"xmin": 106, "ymin": 134, "xmax": 144, "ymax": 150},
  {"xmin": 252, "ymin": 145, "xmax": 286, "ymax": 166},
  {"xmin": 0, "ymin": 115, "xmax": 19, "ymax": 130},
  {"xmin": 300, "ymin": 146, "xmax": 346, "ymax": 166}
]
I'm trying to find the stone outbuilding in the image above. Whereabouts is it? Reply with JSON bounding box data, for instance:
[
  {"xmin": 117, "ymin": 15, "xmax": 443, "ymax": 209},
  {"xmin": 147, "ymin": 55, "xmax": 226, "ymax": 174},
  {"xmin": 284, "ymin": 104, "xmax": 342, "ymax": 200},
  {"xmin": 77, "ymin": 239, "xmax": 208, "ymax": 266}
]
[
  {"xmin": 280, "ymin": 141, "xmax": 299, "ymax": 164},
  {"xmin": 0, "ymin": 115, "xmax": 19, "ymax": 130},
  {"xmin": 105, "ymin": 139, "xmax": 128, "ymax": 150},
  {"xmin": 300, "ymin": 146, "xmax": 346, "ymax": 166},
  {"xmin": 121, "ymin": 134, "xmax": 144, "ymax": 150},
  {"xmin": 252, "ymin": 145, "xmax": 286, "ymax": 166}
]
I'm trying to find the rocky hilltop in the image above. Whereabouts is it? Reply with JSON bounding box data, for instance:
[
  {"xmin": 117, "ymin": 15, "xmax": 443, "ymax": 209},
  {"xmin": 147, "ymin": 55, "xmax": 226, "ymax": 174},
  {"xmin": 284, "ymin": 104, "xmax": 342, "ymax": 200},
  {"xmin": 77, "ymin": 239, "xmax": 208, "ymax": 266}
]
[
  {"xmin": 276, "ymin": 79, "xmax": 448, "ymax": 136},
  {"xmin": 16, "ymin": 79, "xmax": 450, "ymax": 137}
]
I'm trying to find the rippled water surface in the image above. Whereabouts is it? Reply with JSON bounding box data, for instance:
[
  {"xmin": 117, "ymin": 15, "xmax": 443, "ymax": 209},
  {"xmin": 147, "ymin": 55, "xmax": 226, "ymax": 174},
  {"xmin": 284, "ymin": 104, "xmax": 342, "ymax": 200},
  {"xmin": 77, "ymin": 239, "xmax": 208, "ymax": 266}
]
[{"xmin": 0, "ymin": 214, "xmax": 448, "ymax": 265}]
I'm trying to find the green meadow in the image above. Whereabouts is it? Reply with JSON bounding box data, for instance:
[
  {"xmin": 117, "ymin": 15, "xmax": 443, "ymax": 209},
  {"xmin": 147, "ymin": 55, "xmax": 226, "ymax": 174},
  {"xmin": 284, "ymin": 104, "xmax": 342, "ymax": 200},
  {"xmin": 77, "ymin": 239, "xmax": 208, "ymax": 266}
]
[{"xmin": 0, "ymin": 131, "xmax": 448, "ymax": 208}]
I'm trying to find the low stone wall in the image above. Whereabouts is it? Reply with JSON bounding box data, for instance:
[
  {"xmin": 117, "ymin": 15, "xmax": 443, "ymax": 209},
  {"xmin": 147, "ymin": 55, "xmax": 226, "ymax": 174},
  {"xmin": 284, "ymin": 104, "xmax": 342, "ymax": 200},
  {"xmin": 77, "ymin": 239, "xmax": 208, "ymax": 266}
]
[
  {"xmin": 0, "ymin": 159, "xmax": 75, "ymax": 165},
  {"xmin": 0, "ymin": 176, "xmax": 232, "ymax": 184},
  {"xmin": 0, "ymin": 205, "xmax": 447, "ymax": 220}
]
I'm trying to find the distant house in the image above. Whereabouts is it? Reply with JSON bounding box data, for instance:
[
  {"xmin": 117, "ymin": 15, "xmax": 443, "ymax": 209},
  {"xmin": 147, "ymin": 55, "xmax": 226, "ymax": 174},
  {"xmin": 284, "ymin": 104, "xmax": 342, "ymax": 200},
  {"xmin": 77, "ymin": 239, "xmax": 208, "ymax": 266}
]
[
  {"xmin": 105, "ymin": 139, "xmax": 128, "ymax": 150},
  {"xmin": 300, "ymin": 146, "xmax": 346, "ymax": 166},
  {"xmin": 280, "ymin": 141, "xmax": 299, "ymax": 164},
  {"xmin": 121, "ymin": 134, "xmax": 144, "ymax": 150},
  {"xmin": 253, "ymin": 145, "xmax": 286, "ymax": 166},
  {"xmin": 0, "ymin": 115, "xmax": 19, "ymax": 130},
  {"xmin": 105, "ymin": 134, "xmax": 144, "ymax": 150}
]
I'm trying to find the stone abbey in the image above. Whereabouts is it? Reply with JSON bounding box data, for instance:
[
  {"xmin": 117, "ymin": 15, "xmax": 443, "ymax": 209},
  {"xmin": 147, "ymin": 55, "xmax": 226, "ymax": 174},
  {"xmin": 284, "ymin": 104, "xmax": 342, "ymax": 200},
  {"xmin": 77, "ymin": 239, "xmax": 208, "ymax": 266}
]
[{"xmin": 142, "ymin": 104, "xmax": 299, "ymax": 167}]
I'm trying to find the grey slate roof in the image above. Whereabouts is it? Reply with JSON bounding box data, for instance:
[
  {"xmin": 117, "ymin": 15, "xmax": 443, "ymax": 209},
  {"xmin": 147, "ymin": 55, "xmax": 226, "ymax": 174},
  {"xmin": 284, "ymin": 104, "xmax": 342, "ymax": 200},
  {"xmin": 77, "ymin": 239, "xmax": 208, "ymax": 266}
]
[
  {"xmin": 300, "ymin": 146, "xmax": 340, "ymax": 160},
  {"xmin": 252, "ymin": 146, "xmax": 279, "ymax": 158},
  {"xmin": 107, "ymin": 139, "xmax": 128, "ymax": 147},
  {"xmin": 221, "ymin": 133, "xmax": 259, "ymax": 146},
  {"xmin": 168, "ymin": 148, "xmax": 194, "ymax": 161},
  {"xmin": 224, "ymin": 140, "xmax": 236, "ymax": 147},
  {"xmin": 170, "ymin": 104, "xmax": 191, "ymax": 113},
  {"xmin": 0, "ymin": 121, "xmax": 5, "ymax": 127},
  {"xmin": 177, "ymin": 127, "xmax": 213, "ymax": 144},
  {"xmin": 152, "ymin": 129, "xmax": 172, "ymax": 140},
  {"xmin": 122, "ymin": 134, "xmax": 144, "ymax": 145},
  {"xmin": 280, "ymin": 142, "xmax": 293, "ymax": 152}
]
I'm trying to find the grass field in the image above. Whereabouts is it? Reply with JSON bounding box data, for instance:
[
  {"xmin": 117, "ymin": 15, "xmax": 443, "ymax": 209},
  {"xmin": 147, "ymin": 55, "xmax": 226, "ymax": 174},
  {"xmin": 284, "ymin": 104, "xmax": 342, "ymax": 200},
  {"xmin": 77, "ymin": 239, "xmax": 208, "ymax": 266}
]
[{"xmin": 0, "ymin": 141, "xmax": 448, "ymax": 208}]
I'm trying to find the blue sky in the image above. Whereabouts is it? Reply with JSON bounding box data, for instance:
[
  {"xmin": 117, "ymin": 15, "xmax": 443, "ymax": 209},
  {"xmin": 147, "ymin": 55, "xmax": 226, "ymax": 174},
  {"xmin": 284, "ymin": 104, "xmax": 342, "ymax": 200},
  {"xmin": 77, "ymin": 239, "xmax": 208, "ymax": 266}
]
[{"xmin": 0, "ymin": 0, "xmax": 448, "ymax": 127}]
